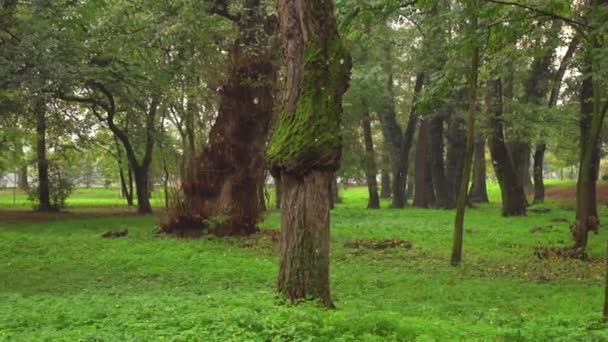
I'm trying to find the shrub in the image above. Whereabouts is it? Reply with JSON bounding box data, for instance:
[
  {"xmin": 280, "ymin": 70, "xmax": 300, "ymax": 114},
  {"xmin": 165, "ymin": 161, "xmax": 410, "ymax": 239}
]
[{"xmin": 27, "ymin": 164, "xmax": 74, "ymax": 211}]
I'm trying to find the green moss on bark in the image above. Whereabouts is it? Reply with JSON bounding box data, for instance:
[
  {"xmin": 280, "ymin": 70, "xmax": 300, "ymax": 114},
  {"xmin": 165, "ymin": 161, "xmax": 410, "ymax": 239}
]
[{"xmin": 268, "ymin": 37, "xmax": 351, "ymax": 174}]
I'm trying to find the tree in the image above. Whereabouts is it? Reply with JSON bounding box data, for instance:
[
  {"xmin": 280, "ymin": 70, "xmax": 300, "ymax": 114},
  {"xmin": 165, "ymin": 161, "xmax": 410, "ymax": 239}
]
[
  {"xmin": 269, "ymin": 0, "xmax": 351, "ymax": 308},
  {"xmin": 451, "ymin": 0, "xmax": 479, "ymax": 266},
  {"xmin": 162, "ymin": 0, "xmax": 277, "ymax": 237}
]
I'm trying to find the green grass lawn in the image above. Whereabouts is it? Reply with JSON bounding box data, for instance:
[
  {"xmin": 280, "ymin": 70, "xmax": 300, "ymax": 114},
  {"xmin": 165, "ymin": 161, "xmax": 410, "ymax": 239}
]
[{"xmin": 1, "ymin": 182, "xmax": 607, "ymax": 341}]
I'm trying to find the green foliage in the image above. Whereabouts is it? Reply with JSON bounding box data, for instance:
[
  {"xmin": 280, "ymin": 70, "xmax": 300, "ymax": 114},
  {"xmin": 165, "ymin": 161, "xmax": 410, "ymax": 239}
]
[
  {"xmin": 1, "ymin": 184, "xmax": 608, "ymax": 340},
  {"xmin": 26, "ymin": 164, "xmax": 74, "ymax": 211}
]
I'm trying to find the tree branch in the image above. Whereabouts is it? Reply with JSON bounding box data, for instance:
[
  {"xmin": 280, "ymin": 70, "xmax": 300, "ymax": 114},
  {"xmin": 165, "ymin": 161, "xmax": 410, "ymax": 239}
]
[{"xmin": 482, "ymin": 0, "xmax": 591, "ymax": 30}]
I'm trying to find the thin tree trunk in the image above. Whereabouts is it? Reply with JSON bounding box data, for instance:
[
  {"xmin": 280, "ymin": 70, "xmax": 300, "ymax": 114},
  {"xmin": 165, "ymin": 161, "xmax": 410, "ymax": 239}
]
[
  {"xmin": 469, "ymin": 136, "xmax": 489, "ymax": 203},
  {"xmin": 361, "ymin": 106, "xmax": 380, "ymax": 209},
  {"xmin": 35, "ymin": 98, "xmax": 51, "ymax": 211},
  {"xmin": 451, "ymin": 7, "xmax": 478, "ymax": 266},
  {"xmin": 134, "ymin": 166, "xmax": 152, "ymax": 214}
]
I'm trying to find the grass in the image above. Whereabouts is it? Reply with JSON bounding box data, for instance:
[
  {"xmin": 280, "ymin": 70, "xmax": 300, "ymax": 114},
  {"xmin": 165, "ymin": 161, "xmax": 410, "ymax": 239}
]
[{"xmin": 1, "ymin": 182, "xmax": 607, "ymax": 341}]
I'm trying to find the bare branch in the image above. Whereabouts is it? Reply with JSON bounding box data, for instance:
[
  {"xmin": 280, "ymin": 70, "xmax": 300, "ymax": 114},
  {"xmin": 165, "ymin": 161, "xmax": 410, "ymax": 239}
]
[{"xmin": 482, "ymin": 0, "xmax": 591, "ymax": 30}]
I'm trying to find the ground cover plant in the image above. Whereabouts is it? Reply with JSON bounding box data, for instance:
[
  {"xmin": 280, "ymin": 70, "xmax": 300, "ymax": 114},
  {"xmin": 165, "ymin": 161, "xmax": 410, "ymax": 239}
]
[{"xmin": 1, "ymin": 183, "xmax": 607, "ymax": 341}]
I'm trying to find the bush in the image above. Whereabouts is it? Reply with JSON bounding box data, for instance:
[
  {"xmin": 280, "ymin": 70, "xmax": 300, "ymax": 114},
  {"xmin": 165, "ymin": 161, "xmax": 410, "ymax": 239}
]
[{"xmin": 27, "ymin": 164, "xmax": 74, "ymax": 211}]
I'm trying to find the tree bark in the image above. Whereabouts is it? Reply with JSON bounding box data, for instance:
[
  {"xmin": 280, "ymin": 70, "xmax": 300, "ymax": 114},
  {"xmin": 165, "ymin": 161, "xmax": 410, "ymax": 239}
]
[
  {"xmin": 413, "ymin": 117, "xmax": 434, "ymax": 207},
  {"xmin": 35, "ymin": 98, "xmax": 51, "ymax": 212},
  {"xmin": 163, "ymin": 1, "xmax": 277, "ymax": 236},
  {"xmin": 378, "ymin": 41, "xmax": 424, "ymax": 208},
  {"xmin": 446, "ymin": 113, "xmax": 467, "ymax": 208},
  {"xmin": 532, "ymin": 143, "xmax": 546, "ymax": 204},
  {"xmin": 451, "ymin": 7, "xmax": 478, "ymax": 266},
  {"xmin": 380, "ymin": 168, "xmax": 391, "ymax": 199},
  {"xmin": 270, "ymin": 0, "xmax": 351, "ymax": 308},
  {"xmin": 361, "ymin": 106, "xmax": 380, "ymax": 209},
  {"xmin": 429, "ymin": 113, "xmax": 450, "ymax": 208},
  {"xmin": 469, "ymin": 136, "xmax": 489, "ymax": 203},
  {"xmin": 486, "ymin": 79, "xmax": 527, "ymax": 216},
  {"xmin": 574, "ymin": 60, "xmax": 601, "ymax": 251}
]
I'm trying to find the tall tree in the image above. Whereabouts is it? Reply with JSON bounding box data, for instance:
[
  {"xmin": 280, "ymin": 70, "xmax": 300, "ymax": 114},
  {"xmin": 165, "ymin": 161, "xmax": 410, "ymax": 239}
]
[
  {"xmin": 269, "ymin": 0, "xmax": 351, "ymax": 308},
  {"xmin": 163, "ymin": 0, "xmax": 277, "ymax": 236},
  {"xmin": 451, "ymin": 0, "xmax": 479, "ymax": 266}
]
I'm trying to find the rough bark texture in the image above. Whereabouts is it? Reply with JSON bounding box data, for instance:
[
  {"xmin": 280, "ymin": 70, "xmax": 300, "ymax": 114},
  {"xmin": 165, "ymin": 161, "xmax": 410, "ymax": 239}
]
[
  {"xmin": 35, "ymin": 98, "xmax": 51, "ymax": 212},
  {"xmin": 469, "ymin": 136, "xmax": 489, "ymax": 203},
  {"xmin": 270, "ymin": 0, "xmax": 351, "ymax": 308},
  {"xmin": 486, "ymin": 79, "xmax": 527, "ymax": 216},
  {"xmin": 361, "ymin": 106, "xmax": 380, "ymax": 209},
  {"xmin": 413, "ymin": 117, "xmax": 434, "ymax": 208},
  {"xmin": 163, "ymin": 2, "xmax": 276, "ymax": 237}
]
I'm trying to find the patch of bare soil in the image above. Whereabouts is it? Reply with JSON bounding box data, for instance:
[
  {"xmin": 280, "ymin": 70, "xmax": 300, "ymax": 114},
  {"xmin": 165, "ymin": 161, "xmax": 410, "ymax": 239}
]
[
  {"xmin": 0, "ymin": 207, "xmax": 146, "ymax": 224},
  {"xmin": 544, "ymin": 182, "xmax": 608, "ymax": 204}
]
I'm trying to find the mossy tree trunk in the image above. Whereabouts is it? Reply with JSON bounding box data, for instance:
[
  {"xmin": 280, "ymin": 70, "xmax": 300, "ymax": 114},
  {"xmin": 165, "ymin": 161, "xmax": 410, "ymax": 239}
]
[
  {"xmin": 163, "ymin": 1, "xmax": 276, "ymax": 236},
  {"xmin": 270, "ymin": 0, "xmax": 351, "ymax": 308}
]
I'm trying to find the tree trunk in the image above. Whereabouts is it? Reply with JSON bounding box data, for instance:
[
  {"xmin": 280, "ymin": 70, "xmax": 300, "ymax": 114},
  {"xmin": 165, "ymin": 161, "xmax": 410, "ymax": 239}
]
[
  {"xmin": 277, "ymin": 172, "xmax": 334, "ymax": 308},
  {"xmin": 446, "ymin": 113, "xmax": 467, "ymax": 208},
  {"xmin": 270, "ymin": 0, "xmax": 351, "ymax": 308},
  {"xmin": 134, "ymin": 166, "xmax": 152, "ymax": 214},
  {"xmin": 361, "ymin": 107, "xmax": 380, "ymax": 209},
  {"xmin": 163, "ymin": 1, "xmax": 276, "ymax": 236},
  {"xmin": 414, "ymin": 117, "xmax": 434, "ymax": 207},
  {"xmin": 429, "ymin": 113, "xmax": 450, "ymax": 208},
  {"xmin": 573, "ymin": 56, "xmax": 603, "ymax": 251},
  {"xmin": 17, "ymin": 165, "xmax": 28, "ymax": 190},
  {"xmin": 486, "ymin": 79, "xmax": 527, "ymax": 216},
  {"xmin": 274, "ymin": 175, "xmax": 281, "ymax": 209},
  {"xmin": 451, "ymin": 8, "xmax": 478, "ymax": 266},
  {"xmin": 380, "ymin": 169, "xmax": 391, "ymax": 199},
  {"xmin": 35, "ymin": 98, "xmax": 51, "ymax": 212},
  {"xmin": 507, "ymin": 141, "xmax": 532, "ymax": 193},
  {"xmin": 469, "ymin": 136, "xmax": 489, "ymax": 203},
  {"xmin": 533, "ymin": 144, "xmax": 546, "ymax": 204}
]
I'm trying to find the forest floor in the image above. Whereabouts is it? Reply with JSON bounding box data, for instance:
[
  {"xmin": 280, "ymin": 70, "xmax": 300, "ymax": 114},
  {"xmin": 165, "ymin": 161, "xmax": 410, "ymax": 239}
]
[{"xmin": 1, "ymin": 181, "xmax": 608, "ymax": 341}]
